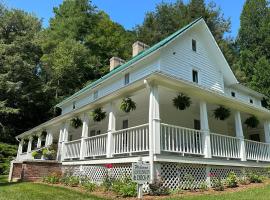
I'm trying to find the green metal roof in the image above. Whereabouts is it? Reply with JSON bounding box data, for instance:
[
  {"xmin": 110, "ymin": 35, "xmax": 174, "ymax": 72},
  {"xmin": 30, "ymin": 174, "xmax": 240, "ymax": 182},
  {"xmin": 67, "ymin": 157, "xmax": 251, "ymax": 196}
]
[{"xmin": 56, "ymin": 17, "xmax": 203, "ymax": 107}]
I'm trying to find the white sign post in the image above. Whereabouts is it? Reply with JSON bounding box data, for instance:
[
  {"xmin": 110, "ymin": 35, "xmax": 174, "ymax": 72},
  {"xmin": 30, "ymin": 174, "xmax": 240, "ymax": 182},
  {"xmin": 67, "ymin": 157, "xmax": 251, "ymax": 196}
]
[{"xmin": 132, "ymin": 159, "xmax": 150, "ymax": 199}]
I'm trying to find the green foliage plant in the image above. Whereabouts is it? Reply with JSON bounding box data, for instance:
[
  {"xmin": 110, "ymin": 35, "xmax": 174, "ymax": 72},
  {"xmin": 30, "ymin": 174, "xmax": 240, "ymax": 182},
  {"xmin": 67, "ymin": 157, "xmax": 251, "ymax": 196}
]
[
  {"xmin": 245, "ymin": 115, "xmax": 259, "ymax": 128},
  {"xmin": 173, "ymin": 93, "xmax": 191, "ymax": 110},
  {"xmin": 214, "ymin": 106, "xmax": 231, "ymax": 120},
  {"xmin": 226, "ymin": 172, "xmax": 238, "ymax": 188},
  {"xmin": 70, "ymin": 117, "xmax": 83, "ymax": 129},
  {"xmin": 120, "ymin": 97, "xmax": 136, "ymax": 113},
  {"xmin": 92, "ymin": 108, "xmax": 106, "ymax": 122}
]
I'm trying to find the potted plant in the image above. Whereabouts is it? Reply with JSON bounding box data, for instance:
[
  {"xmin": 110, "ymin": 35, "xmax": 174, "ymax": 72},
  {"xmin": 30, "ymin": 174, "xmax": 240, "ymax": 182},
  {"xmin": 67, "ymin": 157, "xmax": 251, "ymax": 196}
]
[
  {"xmin": 213, "ymin": 106, "xmax": 230, "ymax": 120},
  {"xmin": 172, "ymin": 93, "xmax": 191, "ymax": 110},
  {"xmin": 245, "ymin": 115, "xmax": 259, "ymax": 128},
  {"xmin": 120, "ymin": 97, "xmax": 136, "ymax": 113},
  {"xmin": 92, "ymin": 108, "xmax": 106, "ymax": 122},
  {"xmin": 42, "ymin": 145, "xmax": 57, "ymax": 160},
  {"xmin": 70, "ymin": 117, "xmax": 83, "ymax": 129},
  {"xmin": 32, "ymin": 149, "xmax": 42, "ymax": 159}
]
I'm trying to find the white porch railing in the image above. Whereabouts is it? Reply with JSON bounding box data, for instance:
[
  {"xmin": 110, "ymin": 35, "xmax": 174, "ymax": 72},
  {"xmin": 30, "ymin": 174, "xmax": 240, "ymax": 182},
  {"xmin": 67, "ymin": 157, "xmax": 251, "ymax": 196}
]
[
  {"xmin": 112, "ymin": 124, "xmax": 149, "ymax": 155},
  {"xmin": 84, "ymin": 133, "xmax": 107, "ymax": 158},
  {"xmin": 161, "ymin": 123, "xmax": 204, "ymax": 155},
  {"xmin": 245, "ymin": 139, "xmax": 270, "ymax": 162},
  {"xmin": 63, "ymin": 139, "xmax": 81, "ymax": 159},
  {"xmin": 210, "ymin": 133, "xmax": 240, "ymax": 159}
]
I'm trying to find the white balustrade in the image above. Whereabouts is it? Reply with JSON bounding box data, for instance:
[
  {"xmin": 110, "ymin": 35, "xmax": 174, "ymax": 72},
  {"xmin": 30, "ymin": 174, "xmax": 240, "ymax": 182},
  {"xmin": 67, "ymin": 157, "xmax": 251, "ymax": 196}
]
[
  {"xmin": 245, "ymin": 139, "xmax": 270, "ymax": 162},
  {"xmin": 113, "ymin": 124, "xmax": 149, "ymax": 155},
  {"xmin": 63, "ymin": 139, "xmax": 81, "ymax": 159},
  {"xmin": 210, "ymin": 133, "xmax": 240, "ymax": 159},
  {"xmin": 161, "ymin": 123, "xmax": 203, "ymax": 155},
  {"xmin": 84, "ymin": 133, "xmax": 107, "ymax": 158}
]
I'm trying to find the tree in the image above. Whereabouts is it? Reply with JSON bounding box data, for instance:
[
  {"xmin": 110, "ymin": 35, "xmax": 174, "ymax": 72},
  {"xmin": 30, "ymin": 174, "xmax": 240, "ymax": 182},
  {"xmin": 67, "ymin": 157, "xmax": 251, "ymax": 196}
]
[{"xmin": 0, "ymin": 7, "xmax": 53, "ymax": 144}]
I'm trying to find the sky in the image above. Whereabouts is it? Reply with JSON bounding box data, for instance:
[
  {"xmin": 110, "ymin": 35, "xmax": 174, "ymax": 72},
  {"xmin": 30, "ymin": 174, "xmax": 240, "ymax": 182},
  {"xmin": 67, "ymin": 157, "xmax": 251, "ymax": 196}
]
[{"xmin": 3, "ymin": 0, "xmax": 245, "ymax": 38}]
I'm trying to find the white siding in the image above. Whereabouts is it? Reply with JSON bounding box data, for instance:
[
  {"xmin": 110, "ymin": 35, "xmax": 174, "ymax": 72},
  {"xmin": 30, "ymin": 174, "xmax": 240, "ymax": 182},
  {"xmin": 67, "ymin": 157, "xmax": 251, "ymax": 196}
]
[{"xmin": 160, "ymin": 30, "xmax": 224, "ymax": 93}]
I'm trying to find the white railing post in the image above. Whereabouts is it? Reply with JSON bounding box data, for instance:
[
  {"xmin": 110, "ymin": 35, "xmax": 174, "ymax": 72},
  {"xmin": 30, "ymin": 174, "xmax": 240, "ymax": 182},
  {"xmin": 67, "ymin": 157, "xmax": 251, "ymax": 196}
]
[
  {"xmin": 17, "ymin": 139, "xmax": 24, "ymax": 160},
  {"xmin": 80, "ymin": 113, "xmax": 89, "ymax": 160},
  {"xmin": 264, "ymin": 121, "xmax": 270, "ymax": 160},
  {"xmin": 107, "ymin": 102, "xmax": 116, "ymax": 158},
  {"xmin": 235, "ymin": 111, "xmax": 246, "ymax": 161},
  {"xmin": 200, "ymin": 101, "xmax": 211, "ymax": 158},
  {"xmin": 46, "ymin": 130, "xmax": 53, "ymax": 147},
  {"xmin": 148, "ymin": 83, "xmax": 160, "ymax": 183}
]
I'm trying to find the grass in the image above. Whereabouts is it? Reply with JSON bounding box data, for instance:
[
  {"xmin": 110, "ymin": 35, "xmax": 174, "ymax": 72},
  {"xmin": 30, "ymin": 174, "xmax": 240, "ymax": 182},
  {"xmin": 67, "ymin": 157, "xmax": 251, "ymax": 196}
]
[
  {"xmin": 1, "ymin": 175, "xmax": 270, "ymax": 200},
  {"xmin": 0, "ymin": 175, "xmax": 106, "ymax": 200}
]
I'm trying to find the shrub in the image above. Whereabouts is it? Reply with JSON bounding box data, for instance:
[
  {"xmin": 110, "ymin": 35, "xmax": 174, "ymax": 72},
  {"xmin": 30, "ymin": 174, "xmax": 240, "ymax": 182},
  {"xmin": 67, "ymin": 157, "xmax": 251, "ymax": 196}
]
[
  {"xmin": 199, "ymin": 182, "xmax": 208, "ymax": 191},
  {"xmin": 42, "ymin": 145, "xmax": 57, "ymax": 160},
  {"xmin": 149, "ymin": 178, "xmax": 170, "ymax": 196},
  {"xmin": 247, "ymin": 172, "xmax": 264, "ymax": 183},
  {"xmin": 42, "ymin": 172, "xmax": 62, "ymax": 184},
  {"xmin": 81, "ymin": 181, "xmax": 96, "ymax": 192},
  {"xmin": 238, "ymin": 176, "xmax": 250, "ymax": 185},
  {"xmin": 110, "ymin": 176, "xmax": 137, "ymax": 197},
  {"xmin": 183, "ymin": 174, "xmax": 195, "ymax": 191},
  {"xmin": 31, "ymin": 149, "xmax": 42, "ymax": 159},
  {"xmin": 0, "ymin": 143, "xmax": 17, "ymax": 175},
  {"xmin": 212, "ymin": 177, "xmax": 224, "ymax": 191},
  {"xmin": 101, "ymin": 174, "xmax": 115, "ymax": 191},
  {"xmin": 169, "ymin": 188, "xmax": 184, "ymax": 195},
  {"xmin": 226, "ymin": 172, "xmax": 238, "ymax": 188},
  {"xmin": 62, "ymin": 176, "xmax": 80, "ymax": 187}
]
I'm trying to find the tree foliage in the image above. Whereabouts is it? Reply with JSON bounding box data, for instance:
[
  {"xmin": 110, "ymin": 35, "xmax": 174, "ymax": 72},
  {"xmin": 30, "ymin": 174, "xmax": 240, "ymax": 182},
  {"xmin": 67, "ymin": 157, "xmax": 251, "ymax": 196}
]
[{"xmin": 0, "ymin": 142, "xmax": 17, "ymax": 174}]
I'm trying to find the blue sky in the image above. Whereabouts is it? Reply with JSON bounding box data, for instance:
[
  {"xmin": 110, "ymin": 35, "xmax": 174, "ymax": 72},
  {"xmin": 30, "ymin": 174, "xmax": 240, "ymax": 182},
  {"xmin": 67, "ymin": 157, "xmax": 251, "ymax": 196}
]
[{"xmin": 3, "ymin": 0, "xmax": 245, "ymax": 38}]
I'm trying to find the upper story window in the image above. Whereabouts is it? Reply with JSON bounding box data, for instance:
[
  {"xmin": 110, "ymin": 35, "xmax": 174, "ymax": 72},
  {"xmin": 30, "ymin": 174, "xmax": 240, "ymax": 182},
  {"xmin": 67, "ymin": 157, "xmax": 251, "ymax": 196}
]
[
  {"xmin": 192, "ymin": 39, "xmax": 197, "ymax": 52},
  {"xmin": 192, "ymin": 69, "xmax": 198, "ymax": 83},
  {"xmin": 250, "ymin": 99, "xmax": 253, "ymax": 104},
  {"xmin": 94, "ymin": 90, "xmax": 98, "ymax": 100},
  {"xmin": 231, "ymin": 92, "xmax": 236, "ymax": 97},
  {"xmin": 72, "ymin": 101, "xmax": 76, "ymax": 109},
  {"xmin": 124, "ymin": 73, "xmax": 130, "ymax": 85}
]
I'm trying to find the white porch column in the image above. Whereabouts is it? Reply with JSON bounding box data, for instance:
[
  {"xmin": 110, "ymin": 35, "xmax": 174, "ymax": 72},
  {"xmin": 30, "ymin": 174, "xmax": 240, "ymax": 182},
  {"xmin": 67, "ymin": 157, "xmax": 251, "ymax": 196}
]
[
  {"xmin": 235, "ymin": 111, "xmax": 246, "ymax": 161},
  {"xmin": 46, "ymin": 130, "xmax": 53, "ymax": 147},
  {"xmin": 148, "ymin": 84, "xmax": 161, "ymax": 183},
  {"xmin": 56, "ymin": 126, "xmax": 64, "ymax": 161},
  {"xmin": 107, "ymin": 102, "xmax": 116, "ymax": 158},
  {"xmin": 264, "ymin": 121, "xmax": 270, "ymax": 143},
  {"xmin": 80, "ymin": 113, "xmax": 89, "ymax": 160},
  {"xmin": 200, "ymin": 101, "xmax": 211, "ymax": 158},
  {"xmin": 27, "ymin": 136, "xmax": 33, "ymax": 153},
  {"xmin": 17, "ymin": 139, "xmax": 24, "ymax": 160},
  {"xmin": 61, "ymin": 121, "xmax": 69, "ymax": 161},
  {"xmin": 37, "ymin": 133, "xmax": 42, "ymax": 148}
]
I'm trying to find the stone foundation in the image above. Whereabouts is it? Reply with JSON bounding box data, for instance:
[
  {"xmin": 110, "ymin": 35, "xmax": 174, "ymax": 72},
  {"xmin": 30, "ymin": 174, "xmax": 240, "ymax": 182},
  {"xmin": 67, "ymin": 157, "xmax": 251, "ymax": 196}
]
[{"xmin": 10, "ymin": 160, "xmax": 62, "ymax": 181}]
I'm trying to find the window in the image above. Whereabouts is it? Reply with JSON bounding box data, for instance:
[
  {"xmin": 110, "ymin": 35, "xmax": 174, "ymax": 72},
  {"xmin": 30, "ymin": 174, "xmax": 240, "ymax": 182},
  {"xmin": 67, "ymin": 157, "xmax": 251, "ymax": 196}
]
[
  {"xmin": 94, "ymin": 90, "xmax": 98, "ymax": 100},
  {"xmin": 250, "ymin": 99, "xmax": 253, "ymax": 104},
  {"xmin": 124, "ymin": 73, "xmax": 130, "ymax": 85},
  {"xmin": 72, "ymin": 101, "xmax": 76, "ymax": 109},
  {"xmin": 231, "ymin": 92, "xmax": 235, "ymax": 97},
  {"xmin": 192, "ymin": 70, "xmax": 198, "ymax": 83},
  {"xmin": 122, "ymin": 120, "xmax": 128, "ymax": 129},
  {"xmin": 69, "ymin": 135, "xmax": 73, "ymax": 141},
  {"xmin": 194, "ymin": 119, "xmax": 201, "ymax": 130},
  {"xmin": 192, "ymin": 39, "xmax": 196, "ymax": 52}
]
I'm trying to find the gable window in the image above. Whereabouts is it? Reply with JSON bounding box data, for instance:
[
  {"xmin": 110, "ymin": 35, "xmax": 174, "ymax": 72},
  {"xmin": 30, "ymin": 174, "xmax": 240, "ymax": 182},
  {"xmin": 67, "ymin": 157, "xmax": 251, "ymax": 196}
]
[
  {"xmin": 72, "ymin": 101, "xmax": 76, "ymax": 109},
  {"xmin": 250, "ymin": 99, "xmax": 253, "ymax": 104},
  {"xmin": 192, "ymin": 70, "xmax": 198, "ymax": 83},
  {"xmin": 231, "ymin": 92, "xmax": 235, "ymax": 97},
  {"xmin": 94, "ymin": 90, "xmax": 98, "ymax": 100},
  {"xmin": 124, "ymin": 73, "xmax": 130, "ymax": 85},
  {"xmin": 192, "ymin": 39, "xmax": 197, "ymax": 52}
]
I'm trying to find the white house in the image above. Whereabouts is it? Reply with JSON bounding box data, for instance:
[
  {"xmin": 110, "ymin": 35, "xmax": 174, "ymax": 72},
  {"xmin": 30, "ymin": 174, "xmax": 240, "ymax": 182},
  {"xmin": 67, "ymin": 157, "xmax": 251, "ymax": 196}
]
[{"xmin": 10, "ymin": 18, "xmax": 270, "ymax": 188}]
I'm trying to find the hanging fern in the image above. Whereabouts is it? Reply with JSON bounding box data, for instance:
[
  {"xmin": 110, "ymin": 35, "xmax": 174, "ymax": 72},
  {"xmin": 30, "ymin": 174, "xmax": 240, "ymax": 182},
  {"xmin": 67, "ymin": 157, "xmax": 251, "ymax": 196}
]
[
  {"xmin": 245, "ymin": 115, "xmax": 259, "ymax": 128},
  {"xmin": 71, "ymin": 117, "xmax": 83, "ymax": 129},
  {"xmin": 120, "ymin": 97, "xmax": 136, "ymax": 113},
  {"xmin": 213, "ymin": 106, "xmax": 230, "ymax": 120},
  {"xmin": 172, "ymin": 93, "xmax": 191, "ymax": 110},
  {"xmin": 92, "ymin": 108, "xmax": 106, "ymax": 122}
]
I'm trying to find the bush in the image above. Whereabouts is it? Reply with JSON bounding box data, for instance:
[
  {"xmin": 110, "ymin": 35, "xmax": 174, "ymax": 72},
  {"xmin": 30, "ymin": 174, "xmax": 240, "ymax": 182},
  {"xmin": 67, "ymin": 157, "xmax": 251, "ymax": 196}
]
[
  {"xmin": 149, "ymin": 178, "xmax": 170, "ymax": 196},
  {"xmin": 169, "ymin": 188, "xmax": 184, "ymax": 195},
  {"xmin": 31, "ymin": 150, "xmax": 42, "ymax": 159},
  {"xmin": 238, "ymin": 176, "xmax": 250, "ymax": 185},
  {"xmin": 0, "ymin": 143, "xmax": 17, "ymax": 175},
  {"xmin": 61, "ymin": 176, "xmax": 80, "ymax": 187},
  {"xmin": 212, "ymin": 177, "xmax": 224, "ymax": 191},
  {"xmin": 248, "ymin": 172, "xmax": 264, "ymax": 183},
  {"xmin": 81, "ymin": 181, "xmax": 96, "ymax": 192},
  {"xmin": 226, "ymin": 172, "xmax": 238, "ymax": 188},
  {"xmin": 42, "ymin": 172, "xmax": 62, "ymax": 184},
  {"xmin": 42, "ymin": 145, "xmax": 57, "ymax": 160},
  {"xmin": 182, "ymin": 174, "xmax": 195, "ymax": 191},
  {"xmin": 199, "ymin": 182, "xmax": 208, "ymax": 191},
  {"xmin": 110, "ymin": 176, "xmax": 137, "ymax": 197},
  {"xmin": 101, "ymin": 174, "xmax": 115, "ymax": 191}
]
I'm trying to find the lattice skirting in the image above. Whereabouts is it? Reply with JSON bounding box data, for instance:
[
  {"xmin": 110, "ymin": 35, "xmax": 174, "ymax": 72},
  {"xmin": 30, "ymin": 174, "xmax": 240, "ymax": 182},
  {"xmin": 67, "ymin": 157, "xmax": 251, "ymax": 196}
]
[{"xmin": 62, "ymin": 162, "xmax": 269, "ymax": 190}]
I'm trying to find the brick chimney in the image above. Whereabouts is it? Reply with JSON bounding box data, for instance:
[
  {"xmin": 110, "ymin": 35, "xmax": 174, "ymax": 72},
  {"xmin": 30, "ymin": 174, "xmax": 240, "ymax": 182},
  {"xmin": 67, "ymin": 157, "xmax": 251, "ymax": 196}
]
[
  {"xmin": 132, "ymin": 41, "xmax": 149, "ymax": 57},
  {"xmin": 110, "ymin": 57, "xmax": 125, "ymax": 71}
]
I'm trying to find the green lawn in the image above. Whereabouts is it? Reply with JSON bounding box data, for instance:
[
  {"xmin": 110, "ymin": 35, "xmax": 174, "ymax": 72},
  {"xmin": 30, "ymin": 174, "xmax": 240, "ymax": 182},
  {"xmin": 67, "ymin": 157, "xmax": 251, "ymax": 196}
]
[
  {"xmin": 0, "ymin": 176, "xmax": 106, "ymax": 200},
  {"xmin": 1, "ymin": 175, "xmax": 270, "ymax": 200}
]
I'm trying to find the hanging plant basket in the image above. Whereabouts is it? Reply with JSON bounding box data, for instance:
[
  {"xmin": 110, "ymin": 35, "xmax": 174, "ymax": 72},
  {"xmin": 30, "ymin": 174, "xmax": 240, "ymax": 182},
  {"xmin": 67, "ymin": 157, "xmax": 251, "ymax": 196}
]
[
  {"xmin": 70, "ymin": 117, "xmax": 83, "ymax": 129},
  {"xmin": 213, "ymin": 106, "xmax": 230, "ymax": 120},
  {"xmin": 245, "ymin": 115, "xmax": 259, "ymax": 128},
  {"xmin": 92, "ymin": 108, "xmax": 106, "ymax": 122},
  {"xmin": 120, "ymin": 97, "xmax": 136, "ymax": 113},
  {"xmin": 172, "ymin": 93, "xmax": 191, "ymax": 110}
]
